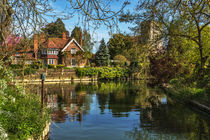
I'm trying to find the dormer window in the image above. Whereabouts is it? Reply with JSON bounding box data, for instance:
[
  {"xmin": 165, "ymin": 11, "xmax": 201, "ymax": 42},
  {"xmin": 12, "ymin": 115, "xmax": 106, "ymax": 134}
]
[{"xmin": 71, "ymin": 48, "xmax": 77, "ymax": 54}]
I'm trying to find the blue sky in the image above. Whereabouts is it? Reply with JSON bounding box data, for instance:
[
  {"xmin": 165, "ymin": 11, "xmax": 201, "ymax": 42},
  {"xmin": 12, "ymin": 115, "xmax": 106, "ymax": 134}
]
[{"xmin": 47, "ymin": 0, "xmax": 138, "ymax": 53}]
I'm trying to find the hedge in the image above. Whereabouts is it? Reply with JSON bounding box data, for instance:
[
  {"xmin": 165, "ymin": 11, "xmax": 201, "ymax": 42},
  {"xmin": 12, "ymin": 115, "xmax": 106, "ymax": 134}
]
[{"xmin": 75, "ymin": 66, "xmax": 129, "ymax": 80}]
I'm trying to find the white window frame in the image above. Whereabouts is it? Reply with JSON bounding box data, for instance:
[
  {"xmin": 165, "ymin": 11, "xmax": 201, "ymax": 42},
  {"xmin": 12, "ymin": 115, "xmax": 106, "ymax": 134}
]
[
  {"xmin": 71, "ymin": 48, "xmax": 77, "ymax": 54},
  {"xmin": 49, "ymin": 59, "xmax": 54, "ymax": 64}
]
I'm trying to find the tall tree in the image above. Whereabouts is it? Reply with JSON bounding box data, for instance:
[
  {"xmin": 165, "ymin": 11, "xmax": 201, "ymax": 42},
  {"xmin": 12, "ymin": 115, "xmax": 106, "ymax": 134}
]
[
  {"xmin": 0, "ymin": 0, "xmax": 52, "ymax": 61},
  {"xmin": 71, "ymin": 27, "xmax": 94, "ymax": 52},
  {"xmin": 95, "ymin": 39, "xmax": 110, "ymax": 66},
  {"xmin": 71, "ymin": 26, "xmax": 82, "ymax": 43},
  {"xmin": 108, "ymin": 33, "xmax": 133, "ymax": 59},
  {"xmin": 83, "ymin": 30, "xmax": 94, "ymax": 52},
  {"xmin": 120, "ymin": 0, "xmax": 210, "ymax": 77},
  {"xmin": 42, "ymin": 18, "xmax": 67, "ymax": 38}
]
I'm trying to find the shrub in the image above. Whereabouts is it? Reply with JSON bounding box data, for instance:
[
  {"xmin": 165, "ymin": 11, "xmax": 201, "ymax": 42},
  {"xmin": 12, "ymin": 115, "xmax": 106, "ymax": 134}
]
[
  {"xmin": 75, "ymin": 66, "xmax": 129, "ymax": 80},
  {"xmin": 30, "ymin": 60, "xmax": 42, "ymax": 69},
  {"xmin": 113, "ymin": 55, "xmax": 127, "ymax": 66},
  {"xmin": 64, "ymin": 67, "xmax": 71, "ymax": 69},
  {"xmin": 0, "ymin": 60, "xmax": 50, "ymax": 139},
  {"xmin": 48, "ymin": 64, "xmax": 55, "ymax": 69},
  {"xmin": 56, "ymin": 64, "xmax": 64, "ymax": 69},
  {"xmin": 0, "ymin": 86, "xmax": 50, "ymax": 139},
  {"xmin": 10, "ymin": 64, "xmax": 22, "ymax": 69},
  {"xmin": 24, "ymin": 67, "xmax": 36, "ymax": 75}
]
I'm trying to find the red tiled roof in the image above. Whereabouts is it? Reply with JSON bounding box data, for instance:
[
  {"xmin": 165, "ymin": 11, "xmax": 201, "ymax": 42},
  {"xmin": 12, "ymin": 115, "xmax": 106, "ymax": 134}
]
[
  {"xmin": 43, "ymin": 38, "xmax": 70, "ymax": 49},
  {"xmin": 15, "ymin": 52, "xmax": 35, "ymax": 60}
]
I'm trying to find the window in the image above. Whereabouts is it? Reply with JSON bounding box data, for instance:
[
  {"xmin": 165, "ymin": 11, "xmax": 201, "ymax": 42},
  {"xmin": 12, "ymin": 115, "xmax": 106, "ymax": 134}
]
[
  {"xmin": 49, "ymin": 59, "xmax": 54, "ymax": 64},
  {"xmin": 53, "ymin": 50, "xmax": 58, "ymax": 55},
  {"xmin": 46, "ymin": 50, "xmax": 58, "ymax": 55},
  {"xmin": 42, "ymin": 50, "xmax": 46, "ymax": 54},
  {"xmin": 71, "ymin": 58, "xmax": 76, "ymax": 66},
  {"xmin": 71, "ymin": 48, "xmax": 77, "ymax": 54}
]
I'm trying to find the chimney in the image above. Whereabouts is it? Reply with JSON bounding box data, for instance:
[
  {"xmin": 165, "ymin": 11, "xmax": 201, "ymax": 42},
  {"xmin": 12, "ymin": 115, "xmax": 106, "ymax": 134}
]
[
  {"xmin": 34, "ymin": 34, "xmax": 38, "ymax": 59},
  {"xmin": 66, "ymin": 31, "xmax": 69, "ymax": 39},
  {"xmin": 62, "ymin": 32, "xmax": 66, "ymax": 40},
  {"xmin": 80, "ymin": 32, "xmax": 83, "ymax": 48},
  {"xmin": 40, "ymin": 33, "xmax": 45, "ymax": 43}
]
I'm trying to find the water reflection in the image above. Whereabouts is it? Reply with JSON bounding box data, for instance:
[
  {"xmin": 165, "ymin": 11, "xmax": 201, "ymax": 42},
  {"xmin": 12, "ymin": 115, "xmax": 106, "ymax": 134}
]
[{"xmin": 28, "ymin": 82, "xmax": 210, "ymax": 140}]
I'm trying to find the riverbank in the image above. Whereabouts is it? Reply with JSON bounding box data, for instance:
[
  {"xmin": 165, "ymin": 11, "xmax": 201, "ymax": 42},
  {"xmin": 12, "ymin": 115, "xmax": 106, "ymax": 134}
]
[
  {"xmin": 14, "ymin": 77, "xmax": 98, "ymax": 83},
  {"xmin": 162, "ymin": 84, "xmax": 210, "ymax": 114}
]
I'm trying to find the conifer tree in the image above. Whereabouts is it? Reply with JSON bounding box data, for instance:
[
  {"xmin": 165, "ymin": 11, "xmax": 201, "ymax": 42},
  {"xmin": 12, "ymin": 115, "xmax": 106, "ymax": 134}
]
[
  {"xmin": 42, "ymin": 18, "xmax": 67, "ymax": 38},
  {"xmin": 95, "ymin": 39, "xmax": 110, "ymax": 66}
]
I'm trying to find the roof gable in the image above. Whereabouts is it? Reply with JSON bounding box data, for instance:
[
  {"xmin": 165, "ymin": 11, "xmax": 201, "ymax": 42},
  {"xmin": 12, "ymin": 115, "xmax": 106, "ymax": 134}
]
[
  {"xmin": 45, "ymin": 38, "xmax": 69, "ymax": 49},
  {"xmin": 61, "ymin": 38, "xmax": 84, "ymax": 52}
]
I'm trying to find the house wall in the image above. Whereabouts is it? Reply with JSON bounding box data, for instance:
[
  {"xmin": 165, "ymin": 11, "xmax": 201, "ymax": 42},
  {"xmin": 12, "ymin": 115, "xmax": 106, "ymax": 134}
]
[
  {"xmin": 65, "ymin": 41, "xmax": 82, "ymax": 52},
  {"xmin": 62, "ymin": 41, "xmax": 86, "ymax": 67}
]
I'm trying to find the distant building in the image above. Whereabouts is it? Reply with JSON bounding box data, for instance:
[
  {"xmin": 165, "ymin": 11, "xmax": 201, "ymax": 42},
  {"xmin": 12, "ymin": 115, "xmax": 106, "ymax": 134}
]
[{"xmin": 140, "ymin": 20, "xmax": 163, "ymax": 53}]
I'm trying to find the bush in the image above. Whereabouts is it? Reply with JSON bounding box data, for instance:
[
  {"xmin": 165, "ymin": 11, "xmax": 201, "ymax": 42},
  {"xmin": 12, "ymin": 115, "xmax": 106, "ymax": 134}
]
[
  {"xmin": 56, "ymin": 64, "xmax": 65, "ymax": 69},
  {"xmin": 0, "ymin": 86, "xmax": 50, "ymax": 139},
  {"xmin": 75, "ymin": 66, "xmax": 129, "ymax": 80},
  {"xmin": 10, "ymin": 64, "xmax": 22, "ymax": 69},
  {"xmin": 48, "ymin": 64, "xmax": 55, "ymax": 69},
  {"xmin": 30, "ymin": 61, "xmax": 42, "ymax": 69},
  {"xmin": 113, "ymin": 55, "xmax": 128, "ymax": 66},
  {"xmin": 24, "ymin": 67, "xmax": 36, "ymax": 75},
  {"xmin": 0, "ymin": 61, "xmax": 50, "ymax": 139}
]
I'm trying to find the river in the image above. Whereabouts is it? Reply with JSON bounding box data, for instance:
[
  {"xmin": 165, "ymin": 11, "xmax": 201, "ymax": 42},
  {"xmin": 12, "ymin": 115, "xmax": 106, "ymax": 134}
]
[{"xmin": 29, "ymin": 82, "xmax": 210, "ymax": 140}]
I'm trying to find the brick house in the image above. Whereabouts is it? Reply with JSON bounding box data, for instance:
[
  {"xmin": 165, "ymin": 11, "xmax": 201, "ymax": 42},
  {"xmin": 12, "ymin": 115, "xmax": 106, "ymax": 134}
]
[
  {"xmin": 35, "ymin": 32, "xmax": 86, "ymax": 67},
  {"xmin": 11, "ymin": 32, "xmax": 86, "ymax": 67}
]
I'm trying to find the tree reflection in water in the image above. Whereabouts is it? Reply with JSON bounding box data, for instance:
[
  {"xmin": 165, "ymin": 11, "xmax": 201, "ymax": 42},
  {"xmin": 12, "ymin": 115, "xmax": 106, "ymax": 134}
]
[{"xmin": 27, "ymin": 82, "xmax": 210, "ymax": 140}]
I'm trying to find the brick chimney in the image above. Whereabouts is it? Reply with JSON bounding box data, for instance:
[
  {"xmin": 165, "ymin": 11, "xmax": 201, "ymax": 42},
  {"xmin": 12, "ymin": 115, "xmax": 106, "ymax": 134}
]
[
  {"xmin": 62, "ymin": 32, "xmax": 66, "ymax": 40},
  {"xmin": 80, "ymin": 32, "xmax": 83, "ymax": 48},
  {"xmin": 40, "ymin": 33, "xmax": 45, "ymax": 43},
  {"xmin": 66, "ymin": 31, "xmax": 69, "ymax": 39},
  {"xmin": 34, "ymin": 34, "xmax": 38, "ymax": 59}
]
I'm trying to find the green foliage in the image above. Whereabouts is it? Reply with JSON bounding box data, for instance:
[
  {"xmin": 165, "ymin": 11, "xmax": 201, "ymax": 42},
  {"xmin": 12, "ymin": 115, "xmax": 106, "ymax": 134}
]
[
  {"xmin": 0, "ymin": 60, "xmax": 50, "ymax": 139},
  {"xmin": 108, "ymin": 33, "xmax": 133, "ymax": 59},
  {"xmin": 0, "ymin": 87, "xmax": 50, "ymax": 139},
  {"xmin": 48, "ymin": 64, "xmax": 55, "ymax": 69},
  {"xmin": 10, "ymin": 64, "xmax": 22, "ymax": 69},
  {"xmin": 10, "ymin": 66, "xmax": 36, "ymax": 76},
  {"xmin": 42, "ymin": 18, "xmax": 67, "ymax": 38},
  {"xmin": 75, "ymin": 67, "xmax": 99, "ymax": 77},
  {"xmin": 24, "ymin": 67, "xmax": 36, "ymax": 75},
  {"xmin": 56, "ymin": 64, "xmax": 64, "ymax": 69},
  {"xmin": 75, "ymin": 66, "xmax": 129, "ymax": 80},
  {"xmin": 71, "ymin": 27, "xmax": 94, "ymax": 52},
  {"xmin": 30, "ymin": 60, "xmax": 42, "ymax": 69},
  {"xmin": 95, "ymin": 39, "xmax": 110, "ymax": 66},
  {"xmin": 113, "ymin": 55, "xmax": 128, "ymax": 66},
  {"xmin": 71, "ymin": 26, "xmax": 82, "ymax": 43}
]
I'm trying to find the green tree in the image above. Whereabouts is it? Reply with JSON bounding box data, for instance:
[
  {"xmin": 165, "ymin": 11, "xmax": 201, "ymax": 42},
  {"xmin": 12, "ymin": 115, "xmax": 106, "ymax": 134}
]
[
  {"xmin": 42, "ymin": 18, "xmax": 67, "ymax": 38},
  {"xmin": 113, "ymin": 55, "xmax": 128, "ymax": 66},
  {"xmin": 71, "ymin": 26, "xmax": 82, "ymax": 43},
  {"xmin": 71, "ymin": 27, "xmax": 94, "ymax": 52},
  {"xmin": 108, "ymin": 34, "xmax": 133, "ymax": 59},
  {"xmin": 95, "ymin": 39, "xmax": 110, "ymax": 66},
  {"xmin": 83, "ymin": 30, "xmax": 94, "ymax": 52},
  {"xmin": 120, "ymin": 0, "xmax": 209, "ymax": 77}
]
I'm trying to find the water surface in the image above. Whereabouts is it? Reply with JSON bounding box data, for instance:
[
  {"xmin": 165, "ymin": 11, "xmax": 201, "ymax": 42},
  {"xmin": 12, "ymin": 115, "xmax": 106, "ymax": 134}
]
[{"xmin": 30, "ymin": 82, "xmax": 210, "ymax": 140}]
